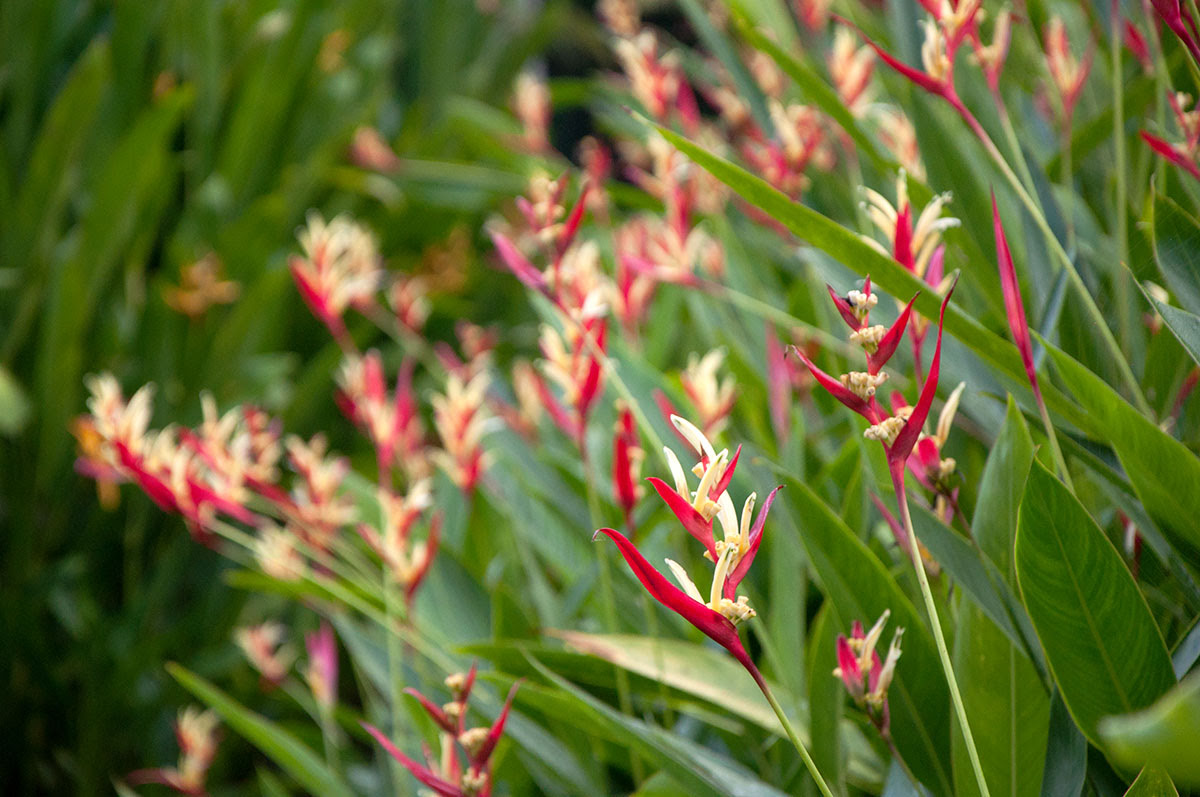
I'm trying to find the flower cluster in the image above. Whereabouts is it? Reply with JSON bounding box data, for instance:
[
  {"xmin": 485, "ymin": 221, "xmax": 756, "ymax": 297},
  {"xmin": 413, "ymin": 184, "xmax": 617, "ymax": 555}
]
[
  {"xmin": 363, "ymin": 665, "xmax": 521, "ymax": 797},
  {"xmin": 599, "ymin": 415, "xmax": 780, "ymax": 688},
  {"xmin": 834, "ymin": 611, "xmax": 904, "ymax": 735}
]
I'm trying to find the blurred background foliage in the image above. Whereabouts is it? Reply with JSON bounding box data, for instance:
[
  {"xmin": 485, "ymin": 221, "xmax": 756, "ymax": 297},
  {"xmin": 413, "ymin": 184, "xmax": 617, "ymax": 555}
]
[{"xmin": 0, "ymin": 0, "xmax": 610, "ymax": 791}]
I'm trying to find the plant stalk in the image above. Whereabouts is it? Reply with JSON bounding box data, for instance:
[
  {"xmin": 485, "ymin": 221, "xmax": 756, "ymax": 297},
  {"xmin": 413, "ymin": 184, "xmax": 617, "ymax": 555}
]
[
  {"xmin": 757, "ymin": 676, "xmax": 835, "ymax": 797},
  {"xmin": 892, "ymin": 471, "xmax": 991, "ymax": 797}
]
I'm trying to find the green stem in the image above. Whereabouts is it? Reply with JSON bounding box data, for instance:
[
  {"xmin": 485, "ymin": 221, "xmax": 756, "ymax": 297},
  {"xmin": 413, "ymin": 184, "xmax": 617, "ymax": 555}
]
[
  {"xmin": 758, "ymin": 678, "xmax": 835, "ymax": 797},
  {"xmin": 971, "ymin": 119, "xmax": 1151, "ymax": 416},
  {"xmin": 1037, "ymin": 392, "xmax": 1075, "ymax": 492},
  {"xmin": 1111, "ymin": 1, "xmax": 1134, "ymax": 351},
  {"xmin": 893, "ymin": 474, "xmax": 990, "ymax": 797}
]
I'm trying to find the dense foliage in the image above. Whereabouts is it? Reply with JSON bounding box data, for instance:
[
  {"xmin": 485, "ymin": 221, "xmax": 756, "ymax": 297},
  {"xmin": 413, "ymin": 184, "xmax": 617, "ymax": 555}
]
[{"xmin": 6, "ymin": 0, "xmax": 1200, "ymax": 795}]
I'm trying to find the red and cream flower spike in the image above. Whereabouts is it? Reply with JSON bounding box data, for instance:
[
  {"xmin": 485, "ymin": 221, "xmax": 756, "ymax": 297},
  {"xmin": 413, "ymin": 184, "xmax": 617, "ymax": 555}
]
[
  {"xmin": 1142, "ymin": 92, "xmax": 1200, "ymax": 181},
  {"xmin": 289, "ymin": 212, "xmax": 383, "ymax": 350},
  {"xmin": 834, "ymin": 611, "xmax": 905, "ymax": 735},
  {"xmin": 128, "ymin": 706, "xmax": 220, "ymax": 796}
]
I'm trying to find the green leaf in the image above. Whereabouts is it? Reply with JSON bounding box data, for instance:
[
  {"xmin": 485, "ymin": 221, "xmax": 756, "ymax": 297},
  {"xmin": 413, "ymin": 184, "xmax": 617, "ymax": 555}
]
[
  {"xmin": 784, "ymin": 476, "xmax": 953, "ymax": 794},
  {"xmin": 0, "ymin": 366, "xmax": 31, "ymax": 436},
  {"xmin": 1045, "ymin": 343, "xmax": 1200, "ymax": 564},
  {"xmin": 1152, "ymin": 194, "xmax": 1200, "ymax": 316},
  {"xmin": 641, "ymin": 117, "xmax": 1095, "ymax": 436},
  {"xmin": 1039, "ymin": 690, "xmax": 1086, "ymax": 797},
  {"xmin": 522, "ymin": 653, "xmax": 791, "ymax": 797},
  {"xmin": 972, "ymin": 396, "xmax": 1035, "ymax": 583},
  {"xmin": 1015, "ymin": 462, "xmax": 1177, "ymax": 745},
  {"xmin": 1100, "ymin": 671, "xmax": 1200, "ymax": 788},
  {"xmin": 551, "ymin": 631, "xmax": 785, "ymax": 734},
  {"xmin": 951, "ymin": 604, "xmax": 1049, "ymax": 797},
  {"xmin": 166, "ymin": 663, "xmax": 352, "ymax": 797},
  {"xmin": 1122, "ymin": 767, "xmax": 1179, "ymax": 797},
  {"xmin": 1143, "ymin": 291, "xmax": 1200, "ymax": 368}
]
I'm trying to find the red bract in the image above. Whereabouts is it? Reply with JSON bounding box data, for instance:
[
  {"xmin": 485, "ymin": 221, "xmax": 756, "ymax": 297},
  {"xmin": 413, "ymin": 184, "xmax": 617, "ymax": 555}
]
[
  {"xmin": 362, "ymin": 724, "xmax": 463, "ymax": 797},
  {"xmin": 992, "ymin": 193, "xmax": 1045, "ymax": 406},
  {"xmin": 489, "ymin": 229, "xmax": 548, "ymax": 294},
  {"xmin": 886, "ymin": 282, "xmax": 955, "ymax": 471},
  {"xmin": 1151, "ymin": 0, "xmax": 1200, "ymax": 65},
  {"xmin": 593, "ymin": 527, "xmax": 767, "ymax": 691},
  {"xmin": 1141, "ymin": 131, "xmax": 1200, "ymax": 181},
  {"xmin": 612, "ymin": 403, "xmax": 642, "ymax": 531},
  {"xmin": 724, "ymin": 486, "xmax": 782, "ymax": 600}
]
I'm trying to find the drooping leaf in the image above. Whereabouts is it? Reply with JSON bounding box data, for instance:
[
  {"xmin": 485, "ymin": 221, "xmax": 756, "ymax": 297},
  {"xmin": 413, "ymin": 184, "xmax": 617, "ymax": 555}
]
[
  {"xmin": 522, "ymin": 654, "xmax": 792, "ymax": 797},
  {"xmin": 1100, "ymin": 671, "xmax": 1200, "ymax": 788},
  {"xmin": 167, "ymin": 663, "xmax": 352, "ymax": 797},
  {"xmin": 1015, "ymin": 462, "xmax": 1177, "ymax": 745}
]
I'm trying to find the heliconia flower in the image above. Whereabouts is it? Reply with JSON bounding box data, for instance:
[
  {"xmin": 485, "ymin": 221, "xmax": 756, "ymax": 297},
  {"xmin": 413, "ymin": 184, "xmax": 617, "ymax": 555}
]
[
  {"xmin": 359, "ymin": 484, "xmax": 440, "ymax": 607},
  {"xmin": 304, "ymin": 622, "xmax": 338, "ymax": 711},
  {"xmin": 431, "ymin": 371, "xmax": 493, "ymax": 494},
  {"xmin": 870, "ymin": 106, "xmax": 925, "ymax": 181},
  {"xmin": 645, "ymin": 414, "xmax": 743, "ymax": 559},
  {"xmin": 793, "ymin": 0, "xmax": 833, "ymax": 31},
  {"xmin": 1124, "ymin": 19, "xmax": 1153, "ymax": 73},
  {"xmin": 289, "ymin": 212, "xmax": 383, "ymax": 347},
  {"xmin": 680, "ymin": 349, "xmax": 737, "ymax": 439},
  {"xmin": 613, "ymin": 30, "xmax": 694, "ymax": 130},
  {"xmin": 861, "ymin": 172, "xmax": 960, "ymax": 284},
  {"xmin": 349, "ymin": 126, "xmax": 401, "ymax": 173},
  {"xmin": 536, "ymin": 314, "xmax": 607, "ymax": 447},
  {"xmin": 513, "ymin": 70, "xmax": 551, "ymax": 153},
  {"xmin": 1150, "ymin": 0, "xmax": 1200, "ymax": 66},
  {"xmin": 612, "ymin": 401, "xmax": 644, "ymax": 531},
  {"xmin": 363, "ymin": 672, "xmax": 520, "ymax": 797},
  {"xmin": 235, "ymin": 621, "xmax": 294, "ymax": 686},
  {"xmin": 594, "ymin": 526, "xmax": 769, "ymax": 692},
  {"xmin": 833, "ymin": 611, "xmax": 904, "ymax": 734},
  {"xmin": 286, "ymin": 434, "xmax": 357, "ymax": 551},
  {"xmin": 829, "ymin": 27, "xmax": 876, "ymax": 117},
  {"xmin": 598, "ymin": 0, "xmax": 639, "ymax": 36},
  {"xmin": 162, "ymin": 253, "xmax": 240, "ymax": 319},
  {"xmin": 992, "ymin": 193, "xmax": 1047, "ymax": 409},
  {"xmin": 1043, "ymin": 17, "xmax": 1093, "ymax": 125},
  {"xmin": 254, "ymin": 524, "xmax": 308, "ymax": 581},
  {"xmin": 128, "ymin": 706, "xmax": 220, "ymax": 796},
  {"xmin": 969, "ymin": 8, "xmax": 1011, "ymax": 96},
  {"xmin": 794, "ymin": 276, "xmax": 957, "ymax": 478},
  {"xmin": 389, "ymin": 273, "xmax": 431, "ymax": 334}
]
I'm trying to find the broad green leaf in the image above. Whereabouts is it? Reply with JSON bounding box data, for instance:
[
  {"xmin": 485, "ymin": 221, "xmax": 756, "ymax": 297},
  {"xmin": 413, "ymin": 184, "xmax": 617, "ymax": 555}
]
[
  {"xmin": 642, "ymin": 118, "xmax": 1095, "ymax": 436},
  {"xmin": 1122, "ymin": 767, "xmax": 1179, "ymax": 797},
  {"xmin": 1153, "ymin": 194, "xmax": 1200, "ymax": 316},
  {"xmin": 1100, "ymin": 671, "xmax": 1200, "ymax": 788},
  {"xmin": 523, "ymin": 654, "xmax": 791, "ymax": 797},
  {"xmin": 1039, "ymin": 690, "xmax": 1086, "ymax": 797},
  {"xmin": 785, "ymin": 477, "xmax": 953, "ymax": 794},
  {"xmin": 972, "ymin": 396, "xmax": 1035, "ymax": 582},
  {"xmin": 1045, "ymin": 343, "xmax": 1200, "ymax": 563},
  {"xmin": 1144, "ymin": 292, "xmax": 1200, "ymax": 368},
  {"xmin": 952, "ymin": 604, "xmax": 1049, "ymax": 797},
  {"xmin": 1015, "ymin": 462, "xmax": 1176, "ymax": 745},
  {"xmin": 167, "ymin": 663, "xmax": 352, "ymax": 797},
  {"xmin": 552, "ymin": 631, "xmax": 784, "ymax": 733}
]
